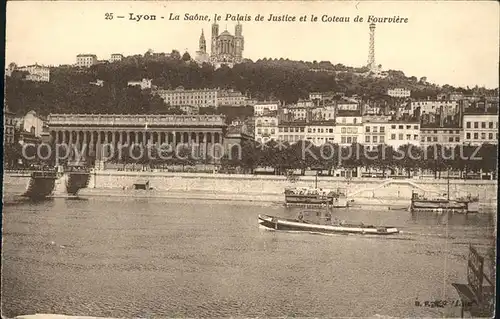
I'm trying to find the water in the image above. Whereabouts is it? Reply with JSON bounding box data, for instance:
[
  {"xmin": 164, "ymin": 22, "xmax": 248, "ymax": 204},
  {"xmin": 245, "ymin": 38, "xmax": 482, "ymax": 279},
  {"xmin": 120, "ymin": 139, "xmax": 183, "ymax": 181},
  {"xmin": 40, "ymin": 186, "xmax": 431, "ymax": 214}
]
[{"xmin": 1, "ymin": 193, "xmax": 496, "ymax": 318}]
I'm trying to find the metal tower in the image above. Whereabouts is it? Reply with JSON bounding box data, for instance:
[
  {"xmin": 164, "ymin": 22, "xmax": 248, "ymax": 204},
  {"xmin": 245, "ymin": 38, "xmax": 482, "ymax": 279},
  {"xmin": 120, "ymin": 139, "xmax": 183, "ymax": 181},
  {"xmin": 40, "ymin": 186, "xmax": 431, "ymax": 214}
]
[{"xmin": 367, "ymin": 23, "xmax": 376, "ymax": 71}]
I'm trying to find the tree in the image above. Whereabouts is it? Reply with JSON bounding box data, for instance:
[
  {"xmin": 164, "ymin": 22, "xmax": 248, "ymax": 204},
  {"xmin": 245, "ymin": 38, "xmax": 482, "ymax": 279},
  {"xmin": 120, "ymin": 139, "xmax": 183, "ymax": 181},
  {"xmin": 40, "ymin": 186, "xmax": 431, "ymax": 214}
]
[
  {"xmin": 170, "ymin": 50, "xmax": 181, "ymax": 60},
  {"xmin": 182, "ymin": 52, "xmax": 191, "ymax": 62}
]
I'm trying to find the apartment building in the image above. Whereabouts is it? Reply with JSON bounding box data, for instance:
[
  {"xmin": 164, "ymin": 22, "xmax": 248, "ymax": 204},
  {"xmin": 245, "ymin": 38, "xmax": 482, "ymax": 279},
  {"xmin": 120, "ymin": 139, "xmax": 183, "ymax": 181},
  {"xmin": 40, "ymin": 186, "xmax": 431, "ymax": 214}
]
[
  {"xmin": 385, "ymin": 121, "xmax": 420, "ymax": 150},
  {"xmin": 76, "ymin": 54, "xmax": 98, "ymax": 67},
  {"xmin": 17, "ymin": 64, "xmax": 50, "ymax": 82},
  {"xmin": 462, "ymin": 112, "xmax": 498, "ymax": 145},
  {"xmin": 335, "ymin": 111, "xmax": 363, "ymax": 146},
  {"xmin": 218, "ymin": 89, "xmax": 247, "ymax": 106},
  {"xmin": 253, "ymin": 102, "xmax": 279, "ymax": 116},
  {"xmin": 420, "ymin": 127, "xmax": 462, "ymax": 148},
  {"xmin": 110, "ymin": 53, "xmax": 124, "ymax": 62},
  {"xmin": 362, "ymin": 116, "xmax": 391, "ymax": 150},
  {"xmin": 255, "ymin": 116, "xmax": 278, "ymax": 144},
  {"xmin": 387, "ymin": 88, "xmax": 411, "ymax": 98},
  {"xmin": 156, "ymin": 87, "xmax": 218, "ymax": 108},
  {"xmin": 410, "ymin": 100, "xmax": 458, "ymax": 116}
]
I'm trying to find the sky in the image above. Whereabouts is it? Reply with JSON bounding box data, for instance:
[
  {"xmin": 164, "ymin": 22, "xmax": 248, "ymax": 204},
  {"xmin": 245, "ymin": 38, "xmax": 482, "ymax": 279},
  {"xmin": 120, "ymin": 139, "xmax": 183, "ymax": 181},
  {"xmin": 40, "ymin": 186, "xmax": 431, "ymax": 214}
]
[{"xmin": 5, "ymin": 1, "xmax": 500, "ymax": 89}]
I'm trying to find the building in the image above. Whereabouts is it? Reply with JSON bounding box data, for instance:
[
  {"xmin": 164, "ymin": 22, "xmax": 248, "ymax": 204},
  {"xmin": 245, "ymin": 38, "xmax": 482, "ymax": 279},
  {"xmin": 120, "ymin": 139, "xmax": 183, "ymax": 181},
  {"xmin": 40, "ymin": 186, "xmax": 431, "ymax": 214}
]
[
  {"xmin": 385, "ymin": 121, "xmax": 420, "ymax": 150},
  {"xmin": 277, "ymin": 123, "xmax": 306, "ymax": 145},
  {"xmin": 387, "ymin": 88, "xmax": 411, "ymax": 98},
  {"xmin": 362, "ymin": 116, "xmax": 391, "ymax": 150},
  {"xmin": 47, "ymin": 114, "xmax": 228, "ymax": 161},
  {"xmin": 17, "ymin": 64, "xmax": 50, "ymax": 82},
  {"xmin": 462, "ymin": 111, "xmax": 498, "ymax": 145},
  {"xmin": 4, "ymin": 107, "xmax": 16, "ymax": 144},
  {"xmin": 335, "ymin": 111, "xmax": 363, "ymax": 146},
  {"xmin": 90, "ymin": 79, "xmax": 105, "ymax": 87},
  {"xmin": 305, "ymin": 123, "xmax": 335, "ymax": 146},
  {"xmin": 155, "ymin": 87, "xmax": 218, "ymax": 108},
  {"xmin": 254, "ymin": 102, "xmax": 279, "ymax": 116},
  {"xmin": 254, "ymin": 116, "xmax": 278, "ymax": 144},
  {"xmin": 209, "ymin": 22, "xmax": 244, "ymax": 68},
  {"xmin": 217, "ymin": 89, "xmax": 247, "ymax": 106},
  {"xmin": 76, "ymin": 54, "xmax": 98, "ymax": 67},
  {"xmin": 411, "ymin": 100, "xmax": 458, "ymax": 116},
  {"xmin": 5, "ymin": 62, "xmax": 17, "ymax": 77},
  {"xmin": 17, "ymin": 110, "xmax": 47, "ymax": 138},
  {"xmin": 110, "ymin": 53, "xmax": 124, "ymax": 62},
  {"xmin": 420, "ymin": 126, "xmax": 462, "ymax": 148},
  {"xmin": 195, "ymin": 29, "xmax": 210, "ymax": 64},
  {"xmin": 127, "ymin": 78, "xmax": 152, "ymax": 90}
]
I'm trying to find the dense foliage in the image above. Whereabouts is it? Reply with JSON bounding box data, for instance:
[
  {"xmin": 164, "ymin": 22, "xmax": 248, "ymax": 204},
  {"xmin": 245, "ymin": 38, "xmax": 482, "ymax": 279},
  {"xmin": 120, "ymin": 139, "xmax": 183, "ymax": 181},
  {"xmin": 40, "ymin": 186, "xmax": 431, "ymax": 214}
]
[
  {"xmin": 6, "ymin": 54, "xmax": 497, "ymax": 117},
  {"xmin": 6, "ymin": 140, "xmax": 497, "ymax": 179}
]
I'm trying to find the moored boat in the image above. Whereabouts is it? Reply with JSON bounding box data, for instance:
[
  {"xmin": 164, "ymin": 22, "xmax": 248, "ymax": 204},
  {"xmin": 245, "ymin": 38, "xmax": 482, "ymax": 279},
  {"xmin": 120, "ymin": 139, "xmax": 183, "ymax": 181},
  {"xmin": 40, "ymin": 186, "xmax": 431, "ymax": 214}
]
[
  {"xmin": 410, "ymin": 191, "xmax": 479, "ymax": 213},
  {"xmin": 258, "ymin": 213, "xmax": 399, "ymax": 235},
  {"xmin": 284, "ymin": 187, "xmax": 348, "ymax": 207}
]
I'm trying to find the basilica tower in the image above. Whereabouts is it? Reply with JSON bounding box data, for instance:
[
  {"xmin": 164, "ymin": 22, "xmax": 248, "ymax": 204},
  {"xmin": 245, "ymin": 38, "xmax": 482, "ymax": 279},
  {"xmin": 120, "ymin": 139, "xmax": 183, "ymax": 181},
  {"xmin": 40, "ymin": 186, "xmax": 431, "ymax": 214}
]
[
  {"xmin": 199, "ymin": 29, "xmax": 206, "ymax": 53},
  {"xmin": 211, "ymin": 23, "xmax": 219, "ymax": 56},
  {"xmin": 234, "ymin": 21, "xmax": 244, "ymax": 59}
]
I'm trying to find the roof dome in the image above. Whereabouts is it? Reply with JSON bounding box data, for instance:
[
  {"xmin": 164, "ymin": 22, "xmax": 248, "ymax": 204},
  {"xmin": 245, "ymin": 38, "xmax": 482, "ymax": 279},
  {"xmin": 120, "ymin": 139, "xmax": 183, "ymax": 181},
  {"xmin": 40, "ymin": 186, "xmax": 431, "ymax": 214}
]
[{"xmin": 218, "ymin": 30, "xmax": 233, "ymax": 38}]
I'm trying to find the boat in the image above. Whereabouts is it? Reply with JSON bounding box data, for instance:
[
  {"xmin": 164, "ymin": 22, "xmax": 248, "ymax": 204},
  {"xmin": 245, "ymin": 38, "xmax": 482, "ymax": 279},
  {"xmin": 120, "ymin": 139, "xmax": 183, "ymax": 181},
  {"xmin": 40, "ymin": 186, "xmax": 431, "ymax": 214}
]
[
  {"xmin": 284, "ymin": 187, "xmax": 348, "ymax": 207},
  {"xmin": 258, "ymin": 212, "xmax": 399, "ymax": 235},
  {"xmin": 410, "ymin": 192, "xmax": 479, "ymax": 213}
]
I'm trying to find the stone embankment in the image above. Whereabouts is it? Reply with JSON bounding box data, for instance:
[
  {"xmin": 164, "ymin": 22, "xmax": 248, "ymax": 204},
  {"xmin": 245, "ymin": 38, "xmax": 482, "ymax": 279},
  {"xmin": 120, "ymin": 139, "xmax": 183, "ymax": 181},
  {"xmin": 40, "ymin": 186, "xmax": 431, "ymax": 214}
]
[{"xmin": 4, "ymin": 170, "xmax": 497, "ymax": 209}]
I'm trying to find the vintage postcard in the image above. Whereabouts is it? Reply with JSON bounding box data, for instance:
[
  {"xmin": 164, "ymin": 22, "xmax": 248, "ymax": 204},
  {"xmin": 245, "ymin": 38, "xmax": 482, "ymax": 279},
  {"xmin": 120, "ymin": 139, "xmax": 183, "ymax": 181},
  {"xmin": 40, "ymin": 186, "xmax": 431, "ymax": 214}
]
[{"xmin": 2, "ymin": 0, "xmax": 498, "ymax": 318}]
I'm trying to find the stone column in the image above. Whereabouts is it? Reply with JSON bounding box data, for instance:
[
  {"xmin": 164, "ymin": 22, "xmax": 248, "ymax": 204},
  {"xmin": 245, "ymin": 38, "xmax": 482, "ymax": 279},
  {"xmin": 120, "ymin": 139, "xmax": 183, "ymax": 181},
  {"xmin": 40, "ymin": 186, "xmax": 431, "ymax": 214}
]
[
  {"xmin": 135, "ymin": 131, "xmax": 139, "ymax": 145},
  {"xmin": 82, "ymin": 131, "xmax": 88, "ymax": 157},
  {"xmin": 96, "ymin": 131, "xmax": 102, "ymax": 161}
]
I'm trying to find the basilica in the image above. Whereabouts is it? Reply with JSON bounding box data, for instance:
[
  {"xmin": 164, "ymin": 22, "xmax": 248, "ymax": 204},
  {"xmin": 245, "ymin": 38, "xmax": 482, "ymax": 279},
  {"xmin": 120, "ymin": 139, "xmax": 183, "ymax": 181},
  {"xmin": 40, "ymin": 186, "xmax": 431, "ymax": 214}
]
[{"xmin": 195, "ymin": 22, "xmax": 244, "ymax": 68}]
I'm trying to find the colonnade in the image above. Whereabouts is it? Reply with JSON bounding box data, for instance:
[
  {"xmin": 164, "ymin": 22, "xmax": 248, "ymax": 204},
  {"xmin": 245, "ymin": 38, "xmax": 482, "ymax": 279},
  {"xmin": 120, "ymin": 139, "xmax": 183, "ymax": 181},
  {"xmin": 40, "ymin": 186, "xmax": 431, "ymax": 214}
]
[{"xmin": 49, "ymin": 129, "xmax": 223, "ymax": 161}]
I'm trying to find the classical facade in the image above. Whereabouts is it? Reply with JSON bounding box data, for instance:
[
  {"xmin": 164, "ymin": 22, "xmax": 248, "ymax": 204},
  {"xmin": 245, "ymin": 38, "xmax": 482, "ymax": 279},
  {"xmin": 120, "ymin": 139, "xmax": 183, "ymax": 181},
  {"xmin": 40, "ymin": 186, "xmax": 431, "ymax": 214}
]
[{"xmin": 47, "ymin": 114, "xmax": 228, "ymax": 160}]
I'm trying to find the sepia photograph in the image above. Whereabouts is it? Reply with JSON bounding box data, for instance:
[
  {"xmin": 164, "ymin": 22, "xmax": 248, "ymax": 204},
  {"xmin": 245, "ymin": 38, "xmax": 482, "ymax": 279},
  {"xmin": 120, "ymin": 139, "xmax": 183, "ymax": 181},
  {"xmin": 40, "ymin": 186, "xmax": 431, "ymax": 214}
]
[{"xmin": 2, "ymin": 1, "xmax": 498, "ymax": 318}]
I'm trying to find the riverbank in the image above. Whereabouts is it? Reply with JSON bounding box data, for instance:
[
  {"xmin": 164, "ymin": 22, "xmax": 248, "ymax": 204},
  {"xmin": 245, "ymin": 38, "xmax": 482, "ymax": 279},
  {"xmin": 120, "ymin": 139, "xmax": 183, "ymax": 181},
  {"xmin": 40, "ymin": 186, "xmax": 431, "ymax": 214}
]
[{"xmin": 3, "ymin": 171, "xmax": 497, "ymax": 210}]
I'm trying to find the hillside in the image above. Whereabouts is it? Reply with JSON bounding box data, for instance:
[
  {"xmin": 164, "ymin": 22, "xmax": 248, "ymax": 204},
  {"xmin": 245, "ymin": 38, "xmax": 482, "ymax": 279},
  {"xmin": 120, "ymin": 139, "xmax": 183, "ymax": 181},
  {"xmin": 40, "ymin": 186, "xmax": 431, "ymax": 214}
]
[{"xmin": 5, "ymin": 53, "xmax": 497, "ymax": 117}]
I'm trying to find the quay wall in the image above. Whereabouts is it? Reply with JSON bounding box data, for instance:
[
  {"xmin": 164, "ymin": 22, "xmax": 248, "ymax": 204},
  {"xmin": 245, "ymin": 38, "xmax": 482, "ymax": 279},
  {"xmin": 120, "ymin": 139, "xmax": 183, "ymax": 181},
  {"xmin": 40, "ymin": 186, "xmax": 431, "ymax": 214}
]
[{"xmin": 82, "ymin": 171, "xmax": 498, "ymax": 203}]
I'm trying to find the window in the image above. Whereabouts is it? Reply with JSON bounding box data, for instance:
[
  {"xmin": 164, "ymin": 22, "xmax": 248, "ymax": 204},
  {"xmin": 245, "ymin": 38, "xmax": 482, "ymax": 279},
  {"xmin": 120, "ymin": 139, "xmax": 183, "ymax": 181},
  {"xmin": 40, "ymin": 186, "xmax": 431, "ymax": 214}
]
[
  {"xmin": 341, "ymin": 127, "xmax": 346, "ymax": 133},
  {"xmin": 481, "ymin": 122, "xmax": 486, "ymax": 129},
  {"xmin": 271, "ymin": 129, "xmax": 275, "ymax": 134},
  {"xmin": 341, "ymin": 137, "xmax": 346, "ymax": 143},
  {"xmin": 488, "ymin": 133, "xmax": 493, "ymax": 139},
  {"xmin": 449, "ymin": 137, "xmax": 454, "ymax": 142},
  {"xmin": 398, "ymin": 125, "xmax": 403, "ymax": 129},
  {"xmin": 347, "ymin": 137, "xmax": 352, "ymax": 143},
  {"xmin": 466, "ymin": 133, "xmax": 471, "ymax": 139},
  {"xmin": 347, "ymin": 128, "xmax": 352, "ymax": 134},
  {"xmin": 373, "ymin": 127, "xmax": 378, "ymax": 133},
  {"xmin": 489, "ymin": 122, "xmax": 494, "ymax": 129},
  {"xmin": 257, "ymin": 128, "xmax": 262, "ymax": 134},
  {"xmin": 308, "ymin": 128, "xmax": 312, "ymax": 133},
  {"xmin": 380, "ymin": 127, "xmax": 385, "ymax": 133},
  {"xmin": 481, "ymin": 133, "xmax": 486, "ymax": 139},
  {"xmin": 380, "ymin": 136, "xmax": 385, "ymax": 143},
  {"xmin": 414, "ymin": 125, "xmax": 418, "ymax": 129},
  {"xmin": 405, "ymin": 134, "xmax": 410, "ymax": 140},
  {"xmin": 353, "ymin": 137, "xmax": 357, "ymax": 143},
  {"xmin": 455, "ymin": 137, "xmax": 459, "ymax": 142},
  {"xmin": 365, "ymin": 136, "xmax": 370, "ymax": 143},
  {"xmin": 474, "ymin": 133, "xmax": 478, "ymax": 139},
  {"xmin": 300, "ymin": 128, "xmax": 305, "ymax": 132},
  {"xmin": 433, "ymin": 137, "xmax": 438, "ymax": 142},
  {"xmin": 373, "ymin": 136, "xmax": 378, "ymax": 143},
  {"xmin": 406, "ymin": 125, "xmax": 411, "ymax": 129},
  {"xmin": 414, "ymin": 135, "xmax": 418, "ymax": 140},
  {"xmin": 391, "ymin": 134, "xmax": 396, "ymax": 140},
  {"xmin": 391, "ymin": 125, "xmax": 396, "ymax": 129},
  {"xmin": 474, "ymin": 122, "xmax": 478, "ymax": 128},
  {"xmin": 399, "ymin": 134, "xmax": 403, "ymax": 140},
  {"xmin": 366, "ymin": 126, "xmax": 371, "ymax": 133},
  {"xmin": 353, "ymin": 118, "xmax": 357, "ymax": 124},
  {"xmin": 329, "ymin": 128, "xmax": 333, "ymax": 133},
  {"xmin": 342, "ymin": 118, "xmax": 346, "ymax": 123},
  {"xmin": 284, "ymin": 127, "xmax": 289, "ymax": 132}
]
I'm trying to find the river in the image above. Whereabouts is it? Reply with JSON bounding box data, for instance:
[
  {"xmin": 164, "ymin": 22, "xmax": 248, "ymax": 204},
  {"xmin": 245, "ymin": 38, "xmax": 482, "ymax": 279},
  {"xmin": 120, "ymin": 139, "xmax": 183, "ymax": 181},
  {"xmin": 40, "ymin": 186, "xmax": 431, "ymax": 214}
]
[{"xmin": 1, "ymin": 189, "xmax": 496, "ymax": 318}]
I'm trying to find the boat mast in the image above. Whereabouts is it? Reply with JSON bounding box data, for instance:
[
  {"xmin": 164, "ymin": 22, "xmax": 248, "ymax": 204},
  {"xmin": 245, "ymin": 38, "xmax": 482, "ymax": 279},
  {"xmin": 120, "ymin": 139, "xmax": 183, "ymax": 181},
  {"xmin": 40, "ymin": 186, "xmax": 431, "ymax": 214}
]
[
  {"xmin": 447, "ymin": 169, "xmax": 450, "ymax": 201},
  {"xmin": 315, "ymin": 170, "xmax": 318, "ymax": 189}
]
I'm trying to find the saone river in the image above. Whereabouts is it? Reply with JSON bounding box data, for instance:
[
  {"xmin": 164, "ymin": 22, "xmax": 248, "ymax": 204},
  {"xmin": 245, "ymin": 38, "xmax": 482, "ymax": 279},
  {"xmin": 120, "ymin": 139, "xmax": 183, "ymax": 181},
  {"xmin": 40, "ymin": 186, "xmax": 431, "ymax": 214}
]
[{"xmin": 1, "ymin": 184, "xmax": 496, "ymax": 318}]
